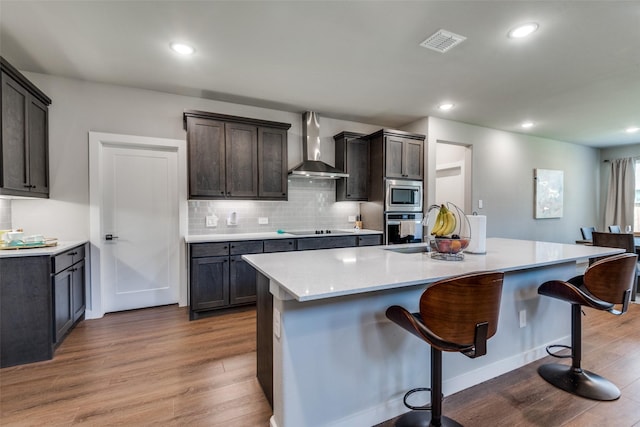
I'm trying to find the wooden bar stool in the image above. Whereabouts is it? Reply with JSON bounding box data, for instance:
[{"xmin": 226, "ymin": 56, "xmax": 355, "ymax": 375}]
[
  {"xmin": 386, "ymin": 271, "xmax": 504, "ymax": 427},
  {"xmin": 537, "ymin": 252, "xmax": 636, "ymax": 401}
]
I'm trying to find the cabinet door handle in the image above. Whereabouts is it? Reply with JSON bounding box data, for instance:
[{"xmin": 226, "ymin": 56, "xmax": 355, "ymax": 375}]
[
  {"xmin": 220, "ymin": 191, "xmax": 224, "ymax": 195},
  {"xmin": 68, "ymin": 251, "xmax": 77, "ymax": 256},
  {"xmin": 23, "ymin": 184, "xmax": 36, "ymax": 189},
  {"xmin": 105, "ymin": 234, "xmax": 119, "ymax": 240}
]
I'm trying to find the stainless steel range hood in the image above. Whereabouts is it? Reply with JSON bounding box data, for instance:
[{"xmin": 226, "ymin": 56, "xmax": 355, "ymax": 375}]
[{"xmin": 288, "ymin": 111, "xmax": 349, "ymax": 179}]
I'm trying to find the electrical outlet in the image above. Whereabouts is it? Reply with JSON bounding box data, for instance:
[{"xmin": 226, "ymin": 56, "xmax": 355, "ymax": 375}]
[
  {"xmin": 258, "ymin": 217, "xmax": 269, "ymax": 225},
  {"xmin": 205, "ymin": 215, "xmax": 217, "ymax": 228},
  {"xmin": 348, "ymin": 215, "xmax": 356, "ymax": 222},
  {"xmin": 519, "ymin": 310, "xmax": 526, "ymax": 328}
]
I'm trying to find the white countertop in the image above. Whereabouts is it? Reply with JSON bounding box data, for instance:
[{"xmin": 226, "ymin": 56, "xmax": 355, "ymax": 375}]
[
  {"xmin": 243, "ymin": 238, "xmax": 624, "ymax": 302},
  {"xmin": 0, "ymin": 241, "xmax": 87, "ymax": 258},
  {"xmin": 185, "ymin": 229, "xmax": 382, "ymax": 243}
]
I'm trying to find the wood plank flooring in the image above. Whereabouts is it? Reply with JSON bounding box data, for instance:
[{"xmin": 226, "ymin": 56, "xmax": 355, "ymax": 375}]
[
  {"xmin": 0, "ymin": 305, "xmax": 272, "ymax": 426},
  {"xmin": 1, "ymin": 303, "xmax": 639, "ymax": 426}
]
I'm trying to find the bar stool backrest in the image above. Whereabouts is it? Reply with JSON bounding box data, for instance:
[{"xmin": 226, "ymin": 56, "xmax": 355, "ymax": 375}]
[
  {"xmin": 419, "ymin": 271, "xmax": 503, "ymax": 346},
  {"xmin": 584, "ymin": 253, "xmax": 637, "ymax": 304}
]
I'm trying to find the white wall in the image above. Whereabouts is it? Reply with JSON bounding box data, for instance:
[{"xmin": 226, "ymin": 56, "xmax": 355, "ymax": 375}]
[
  {"xmin": 405, "ymin": 117, "xmax": 601, "ymax": 243},
  {"xmin": 11, "ymin": 72, "xmax": 380, "ymax": 240}
]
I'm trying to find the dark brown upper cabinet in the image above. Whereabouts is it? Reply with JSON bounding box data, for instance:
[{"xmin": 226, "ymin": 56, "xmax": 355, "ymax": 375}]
[
  {"xmin": 184, "ymin": 110, "xmax": 291, "ymax": 200},
  {"xmin": 1, "ymin": 57, "xmax": 52, "ymax": 198},
  {"xmin": 384, "ymin": 135, "xmax": 424, "ymax": 180},
  {"xmin": 366, "ymin": 129, "xmax": 425, "ymax": 181},
  {"xmin": 334, "ymin": 131, "xmax": 368, "ymax": 201}
]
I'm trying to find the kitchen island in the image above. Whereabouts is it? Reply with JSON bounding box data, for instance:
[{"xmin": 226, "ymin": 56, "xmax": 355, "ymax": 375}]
[{"xmin": 243, "ymin": 238, "xmax": 624, "ymax": 427}]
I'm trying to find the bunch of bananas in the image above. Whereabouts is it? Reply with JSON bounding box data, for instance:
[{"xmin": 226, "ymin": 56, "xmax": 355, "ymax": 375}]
[{"xmin": 430, "ymin": 204, "xmax": 457, "ymax": 237}]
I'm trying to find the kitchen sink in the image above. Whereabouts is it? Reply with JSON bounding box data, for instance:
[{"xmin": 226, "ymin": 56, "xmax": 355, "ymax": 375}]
[{"xmin": 384, "ymin": 246, "xmax": 430, "ymax": 254}]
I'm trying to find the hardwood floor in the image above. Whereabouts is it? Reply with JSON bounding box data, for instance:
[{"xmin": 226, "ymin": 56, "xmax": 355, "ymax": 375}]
[
  {"xmin": 0, "ymin": 305, "xmax": 272, "ymax": 426},
  {"xmin": 1, "ymin": 303, "xmax": 639, "ymax": 426}
]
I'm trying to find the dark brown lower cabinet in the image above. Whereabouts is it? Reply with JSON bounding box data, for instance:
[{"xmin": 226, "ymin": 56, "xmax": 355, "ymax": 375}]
[
  {"xmin": 53, "ymin": 267, "xmax": 74, "ymax": 344},
  {"xmin": 230, "ymin": 255, "xmax": 258, "ymax": 305},
  {"xmin": 0, "ymin": 243, "xmax": 86, "ymax": 368},
  {"xmin": 189, "ymin": 240, "xmax": 262, "ymax": 320},
  {"xmin": 189, "ymin": 235, "xmax": 382, "ymax": 320},
  {"xmin": 190, "ymin": 256, "xmax": 230, "ymax": 314}
]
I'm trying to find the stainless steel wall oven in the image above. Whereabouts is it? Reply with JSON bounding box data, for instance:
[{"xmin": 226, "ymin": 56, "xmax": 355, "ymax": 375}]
[{"xmin": 385, "ymin": 212, "xmax": 423, "ymax": 245}]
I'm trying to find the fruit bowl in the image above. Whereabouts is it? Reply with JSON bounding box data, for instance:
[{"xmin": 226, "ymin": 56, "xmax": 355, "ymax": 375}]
[
  {"xmin": 424, "ymin": 202, "xmax": 471, "ymax": 261},
  {"xmin": 430, "ymin": 237, "xmax": 470, "ymax": 254}
]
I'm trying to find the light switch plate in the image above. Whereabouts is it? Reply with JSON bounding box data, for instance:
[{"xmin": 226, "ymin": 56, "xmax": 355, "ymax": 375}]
[
  {"xmin": 348, "ymin": 215, "xmax": 356, "ymax": 222},
  {"xmin": 273, "ymin": 307, "xmax": 281, "ymax": 339},
  {"xmin": 205, "ymin": 215, "xmax": 217, "ymax": 227},
  {"xmin": 259, "ymin": 217, "xmax": 269, "ymax": 225}
]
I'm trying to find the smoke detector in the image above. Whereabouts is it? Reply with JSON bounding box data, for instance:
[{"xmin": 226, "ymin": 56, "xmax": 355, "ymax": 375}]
[{"xmin": 420, "ymin": 29, "xmax": 466, "ymax": 53}]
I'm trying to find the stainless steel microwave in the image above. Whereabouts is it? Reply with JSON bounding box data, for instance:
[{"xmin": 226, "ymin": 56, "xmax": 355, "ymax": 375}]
[{"xmin": 385, "ymin": 179, "xmax": 423, "ymax": 212}]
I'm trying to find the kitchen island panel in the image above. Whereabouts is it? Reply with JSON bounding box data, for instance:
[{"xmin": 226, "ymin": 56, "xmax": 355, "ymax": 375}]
[
  {"xmin": 0, "ymin": 256, "xmax": 52, "ymax": 367},
  {"xmin": 270, "ymin": 261, "xmax": 574, "ymax": 427}
]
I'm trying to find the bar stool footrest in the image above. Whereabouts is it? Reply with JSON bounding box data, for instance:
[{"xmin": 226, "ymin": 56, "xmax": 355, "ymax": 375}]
[
  {"xmin": 545, "ymin": 344, "xmax": 572, "ymax": 358},
  {"xmin": 538, "ymin": 363, "xmax": 620, "ymax": 401}
]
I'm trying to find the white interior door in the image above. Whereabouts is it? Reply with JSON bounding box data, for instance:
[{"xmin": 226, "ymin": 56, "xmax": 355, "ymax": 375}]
[
  {"xmin": 436, "ymin": 161, "xmax": 466, "ymax": 212},
  {"xmin": 101, "ymin": 144, "xmax": 179, "ymax": 313}
]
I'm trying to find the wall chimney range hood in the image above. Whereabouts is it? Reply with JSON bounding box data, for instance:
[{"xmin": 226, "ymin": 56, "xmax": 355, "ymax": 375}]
[{"xmin": 288, "ymin": 111, "xmax": 349, "ymax": 179}]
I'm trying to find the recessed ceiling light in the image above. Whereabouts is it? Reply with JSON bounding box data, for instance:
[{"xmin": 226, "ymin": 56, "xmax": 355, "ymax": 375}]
[
  {"xmin": 626, "ymin": 126, "xmax": 639, "ymax": 133},
  {"xmin": 170, "ymin": 42, "xmax": 195, "ymax": 55},
  {"xmin": 438, "ymin": 103, "xmax": 455, "ymax": 111},
  {"xmin": 521, "ymin": 121, "xmax": 534, "ymax": 129},
  {"xmin": 508, "ymin": 23, "xmax": 539, "ymax": 39}
]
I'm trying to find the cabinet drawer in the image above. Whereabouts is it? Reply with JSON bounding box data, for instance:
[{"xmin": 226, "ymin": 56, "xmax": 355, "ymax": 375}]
[
  {"xmin": 230, "ymin": 240, "xmax": 263, "ymax": 255},
  {"xmin": 296, "ymin": 236, "xmax": 357, "ymax": 251},
  {"xmin": 357, "ymin": 235, "xmax": 382, "ymax": 246},
  {"xmin": 53, "ymin": 245, "xmax": 85, "ymax": 274},
  {"xmin": 191, "ymin": 242, "xmax": 230, "ymax": 258},
  {"xmin": 263, "ymin": 239, "xmax": 296, "ymax": 253}
]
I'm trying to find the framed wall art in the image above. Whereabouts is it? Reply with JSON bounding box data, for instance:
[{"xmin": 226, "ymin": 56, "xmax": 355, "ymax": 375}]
[{"xmin": 534, "ymin": 168, "xmax": 563, "ymax": 219}]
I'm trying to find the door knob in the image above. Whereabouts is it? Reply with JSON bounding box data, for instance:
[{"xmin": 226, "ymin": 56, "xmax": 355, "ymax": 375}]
[{"xmin": 105, "ymin": 234, "xmax": 119, "ymax": 241}]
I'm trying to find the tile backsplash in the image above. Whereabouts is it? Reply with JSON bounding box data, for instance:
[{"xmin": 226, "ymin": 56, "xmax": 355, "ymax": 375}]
[
  {"xmin": 189, "ymin": 179, "xmax": 360, "ymax": 235},
  {"xmin": 0, "ymin": 199, "xmax": 11, "ymax": 230}
]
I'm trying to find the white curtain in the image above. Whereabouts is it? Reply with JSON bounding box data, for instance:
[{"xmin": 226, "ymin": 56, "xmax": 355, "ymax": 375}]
[{"xmin": 604, "ymin": 158, "xmax": 635, "ymax": 231}]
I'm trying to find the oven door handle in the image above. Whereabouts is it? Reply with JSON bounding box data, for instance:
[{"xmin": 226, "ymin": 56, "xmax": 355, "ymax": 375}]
[{"xmin": 387, "ymin": 221, "xmax": 401, "ymax": 225}]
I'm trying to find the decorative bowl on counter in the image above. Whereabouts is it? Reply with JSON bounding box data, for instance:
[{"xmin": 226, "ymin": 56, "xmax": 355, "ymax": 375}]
[
  {"xmin": 430, "ymin": 237, "xmax": 471, "ymax": 254},
  {"xmin": 424, "ymin": 202, "xmax": 471, "ymax": 261}
]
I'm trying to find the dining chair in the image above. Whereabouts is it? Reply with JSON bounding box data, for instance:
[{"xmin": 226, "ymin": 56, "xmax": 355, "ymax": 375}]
[
  {"xmin": 608, "ymin": 225, "xmax": 621, "ymax": 233},
  {"xmin": 580, "ymin": 227, "xmax": 596, "ymax": 240}
]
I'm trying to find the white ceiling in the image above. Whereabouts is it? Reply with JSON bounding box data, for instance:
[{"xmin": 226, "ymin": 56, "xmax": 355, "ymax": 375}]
[{"xmin": 1, "ymin": 1, "xmax": 639, "ymax": 148}]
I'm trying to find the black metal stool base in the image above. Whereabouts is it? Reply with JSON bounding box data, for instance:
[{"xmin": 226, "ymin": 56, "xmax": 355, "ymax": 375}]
[
  {"xmin": 538, "ymin": 363, "xmax": 620, "ymax": 401},
  {"xmin": 394, "ymin": 410, "xmax": 463, "ymax": 427}
]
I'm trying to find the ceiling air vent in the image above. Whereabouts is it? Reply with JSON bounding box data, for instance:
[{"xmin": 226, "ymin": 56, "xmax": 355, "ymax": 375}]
[{"xmin": 420, "ymin": 29, "xmax": 466, "ymax": 53}]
